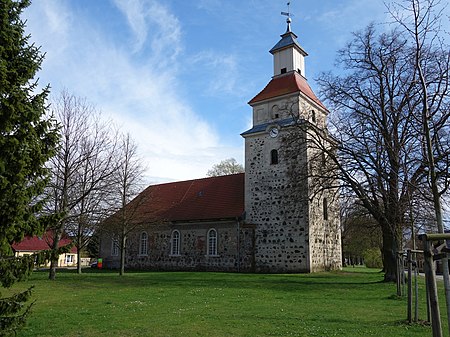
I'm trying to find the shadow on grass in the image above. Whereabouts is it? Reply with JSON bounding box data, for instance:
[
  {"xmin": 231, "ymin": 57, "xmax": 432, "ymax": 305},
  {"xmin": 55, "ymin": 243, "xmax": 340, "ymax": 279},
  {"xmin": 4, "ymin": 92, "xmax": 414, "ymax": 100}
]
[{"xmin": 31, "ymin": 268, "xmax": 385, "ymax": 294}]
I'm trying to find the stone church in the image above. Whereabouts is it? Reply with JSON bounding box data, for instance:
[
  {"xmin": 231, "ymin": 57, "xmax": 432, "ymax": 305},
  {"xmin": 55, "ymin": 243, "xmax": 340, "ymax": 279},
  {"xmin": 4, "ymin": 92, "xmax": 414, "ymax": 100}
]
[{"xmin": 99, "ymin": 17, "xmax": 342, "ymax": 273}]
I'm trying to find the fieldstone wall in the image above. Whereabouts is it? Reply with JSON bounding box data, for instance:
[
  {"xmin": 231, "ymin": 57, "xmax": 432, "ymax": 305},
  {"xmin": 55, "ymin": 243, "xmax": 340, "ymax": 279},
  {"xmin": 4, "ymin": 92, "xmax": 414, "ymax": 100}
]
[
  {"xmin": 305, "ymin": 134, "xmax": 342, "ymax": 272},
  {"xmin": 244, "ymin": 126, "xmax": 311, "ymax": 273},
  {"xmin": 244, "ymin": 92, "xmax": 342, "ymax": 273},
  {"xmin": 307, "ymin": 194, "xmax": 342, "ymax": 272},
  {"xmin": 100, "ymin": 220, "xmax": 255, "ymax": 272}
]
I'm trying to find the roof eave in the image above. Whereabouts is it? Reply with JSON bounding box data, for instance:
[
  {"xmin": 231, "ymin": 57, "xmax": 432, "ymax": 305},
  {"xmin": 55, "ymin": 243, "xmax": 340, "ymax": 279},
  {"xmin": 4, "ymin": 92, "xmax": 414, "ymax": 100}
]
[
  {"xmin": 171, "ymin": 215, "xmax": 243, "ymax": 224},
  {"xmin": 248, "ymin": 90, "xmax": 300, "ymax": 106}
]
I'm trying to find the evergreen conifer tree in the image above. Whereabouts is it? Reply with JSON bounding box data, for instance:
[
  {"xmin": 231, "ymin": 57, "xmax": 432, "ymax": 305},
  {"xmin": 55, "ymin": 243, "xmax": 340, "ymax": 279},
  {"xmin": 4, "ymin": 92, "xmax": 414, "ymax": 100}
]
[{"xmin": 0, "ymin": 0, "xmax": 59, "ymax": 334}]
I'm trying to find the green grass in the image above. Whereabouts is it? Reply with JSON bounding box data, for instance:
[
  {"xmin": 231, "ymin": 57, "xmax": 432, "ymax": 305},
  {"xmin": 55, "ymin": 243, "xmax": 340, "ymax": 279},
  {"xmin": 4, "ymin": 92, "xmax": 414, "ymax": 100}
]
[{"xmin": 7, "ymin": 267, "xmax": 444, "ymax": 336}]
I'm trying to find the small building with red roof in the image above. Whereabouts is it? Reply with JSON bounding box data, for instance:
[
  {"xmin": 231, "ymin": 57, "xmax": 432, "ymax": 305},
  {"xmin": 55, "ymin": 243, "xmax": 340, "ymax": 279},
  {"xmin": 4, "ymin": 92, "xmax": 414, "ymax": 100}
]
[{"xmin": 12, "ymin": 230, "xmax": 78, "ymax": 267}]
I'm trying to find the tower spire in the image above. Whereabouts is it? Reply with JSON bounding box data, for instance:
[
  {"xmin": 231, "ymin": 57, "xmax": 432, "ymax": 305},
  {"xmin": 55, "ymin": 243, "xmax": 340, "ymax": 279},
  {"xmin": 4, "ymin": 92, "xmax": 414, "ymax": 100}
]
[{"xmin": 281, "ymin": 2, "xmax": 293, "ymax": 33}]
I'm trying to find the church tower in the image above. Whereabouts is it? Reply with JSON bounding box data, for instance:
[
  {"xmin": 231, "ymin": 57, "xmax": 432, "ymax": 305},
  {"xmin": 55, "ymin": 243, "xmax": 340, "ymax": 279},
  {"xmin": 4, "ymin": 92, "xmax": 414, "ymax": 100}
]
[{"xmin": 242, "ymin": 14, "xmax": 342, "ymax": 273}]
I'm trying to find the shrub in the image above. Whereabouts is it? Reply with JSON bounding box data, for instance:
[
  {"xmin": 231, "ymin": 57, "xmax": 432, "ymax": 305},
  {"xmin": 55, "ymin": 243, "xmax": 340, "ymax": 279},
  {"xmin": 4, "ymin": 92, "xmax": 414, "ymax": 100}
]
[{"xmin": 363, "ymin": 248, "xmax": 383, "ymax": 268}]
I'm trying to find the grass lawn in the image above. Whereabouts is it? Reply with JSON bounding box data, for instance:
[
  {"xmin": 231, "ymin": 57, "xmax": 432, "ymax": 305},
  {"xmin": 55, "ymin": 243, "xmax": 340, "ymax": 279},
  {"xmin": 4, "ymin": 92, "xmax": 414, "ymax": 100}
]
[{"xmin": 6, "ymin": 267, "xmax": 445, "ymax": 336}]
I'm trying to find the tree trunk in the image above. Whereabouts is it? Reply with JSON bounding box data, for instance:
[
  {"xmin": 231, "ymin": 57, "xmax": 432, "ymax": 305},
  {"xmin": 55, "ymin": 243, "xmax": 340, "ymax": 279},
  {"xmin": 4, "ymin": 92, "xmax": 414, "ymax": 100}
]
[
  {"xmin": 77, "ymin": 249, "xmax": 82, "ymax": 274},
  {"xmin": 49, "ymin": 259, "xmax": 57, "ymax": 280},
  {"xmin": 382, "ymin": 226, "xmax": 399, "ymax": 282},
  {"xmin": 49, "ymin": 230, "xmax": 62, "ymax": 281},
  {"xmin": 76, "ymin": 222, "xmax": 82, "ymax": 274},
  {"xmin": 119, "ymin": 234, "xmax": 126, "ymax": 276}
]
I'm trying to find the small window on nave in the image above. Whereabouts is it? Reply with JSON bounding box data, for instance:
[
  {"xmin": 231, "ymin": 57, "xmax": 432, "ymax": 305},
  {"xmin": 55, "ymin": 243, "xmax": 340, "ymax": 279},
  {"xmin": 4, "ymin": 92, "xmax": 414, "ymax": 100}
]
[
  {"xmin": 207, "ymin": 229, "xmax": 218, "ymax": 256},
  {"xmin": 171, "ymin": 230, "xmax": 180, "ymax": 256},
  {"xmin": 139, "ymin": 232, "xmax": 148, "ymax": 256},
  {"xmin": 111, "ymin": 235, "xmax": 119, "ymax": 256}
]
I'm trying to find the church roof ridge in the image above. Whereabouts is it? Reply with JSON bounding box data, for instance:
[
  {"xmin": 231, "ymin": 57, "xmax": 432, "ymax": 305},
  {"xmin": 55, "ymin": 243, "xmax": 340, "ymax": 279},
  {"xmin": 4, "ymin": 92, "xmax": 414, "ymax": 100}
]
[
  {"xmin": 145, "ymin": 172, "xmax": 244, "ymax": 189},
  {"xmin": 112, "ymin": 173, "xmax": 245, "ymax": 224}
]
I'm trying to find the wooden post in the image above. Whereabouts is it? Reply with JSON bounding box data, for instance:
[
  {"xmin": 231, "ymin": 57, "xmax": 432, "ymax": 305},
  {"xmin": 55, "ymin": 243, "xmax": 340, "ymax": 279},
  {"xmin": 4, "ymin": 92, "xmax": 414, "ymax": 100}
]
[
  {"xmin": 420, "ymin": 235, "xmax": 442, "ymax": 337},
  {"xmin": 419, "ymin": 233, "xmax": 450, "ymax": 332},
  {"xmin": 414, "ymin": 259, "xmax": 419, "ymax": 323},
  {"xmin": 407, "ymin": 249, "xmax": 412, "ymax": 323},
  {"xmin": 397, "ymin": 252, "xmax": 403, "ymax": 297},
  {"xmin": 425, "ymin": 269, "xmax": 431, "ymax": 323},
  {"xmin": 408, "ymin": 249, "xmax": 424, "ymax": 323}
]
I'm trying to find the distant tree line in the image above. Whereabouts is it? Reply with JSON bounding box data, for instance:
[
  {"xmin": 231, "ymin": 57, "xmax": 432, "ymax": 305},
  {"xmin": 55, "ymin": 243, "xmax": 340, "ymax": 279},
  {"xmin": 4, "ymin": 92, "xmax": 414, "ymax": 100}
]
[{"xmin": 207, "ymin": 158, "xmax": 244, "ymax": 177}]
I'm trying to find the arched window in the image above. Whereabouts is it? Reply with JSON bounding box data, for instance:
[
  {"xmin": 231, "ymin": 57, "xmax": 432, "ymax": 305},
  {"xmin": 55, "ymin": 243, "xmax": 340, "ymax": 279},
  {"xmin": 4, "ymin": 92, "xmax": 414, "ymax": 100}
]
[
  {"xmin": 111, "ymin": 235, "xmax": 119, "ymax": 256},
  {"xmin": 207, "ymin": 229, "xmax": 218, "ymax": 256},
  {"xmin": 139, "ymin": 232, "xmax": 148, "ymax": 255},
  {"xmin": 171, "ymin": 230, "xmax": 180, "ymax": 256},
  {"xmin": 270, "ymin": 149, "xmax": 279, "ymax": 165}
]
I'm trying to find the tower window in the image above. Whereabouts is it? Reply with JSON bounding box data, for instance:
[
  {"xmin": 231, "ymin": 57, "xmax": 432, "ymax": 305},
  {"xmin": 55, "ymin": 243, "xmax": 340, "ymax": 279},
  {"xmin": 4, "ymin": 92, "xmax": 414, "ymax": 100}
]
[
  {"xmin": 281, "ymin": 68, "xmax": 287, "ymax": 74},
  {"xmin": 270, "ymin": 149, "xmax": 279, "ymax": 165},
  {"xmin": 323, "ymin": 198, "xmax": 328, "ymax": 221}
]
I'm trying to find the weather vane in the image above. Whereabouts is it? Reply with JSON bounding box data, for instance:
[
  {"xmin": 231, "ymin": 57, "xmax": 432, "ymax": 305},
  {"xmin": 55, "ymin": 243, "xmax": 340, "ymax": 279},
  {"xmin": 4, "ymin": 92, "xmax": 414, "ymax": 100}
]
[
  {"xmin": 281, "ymin": 2, "xmax": 293, "ymax": 32},
  {"xmin": 281, "ymin": 2, "xmax": 292, "ymax": 19}
]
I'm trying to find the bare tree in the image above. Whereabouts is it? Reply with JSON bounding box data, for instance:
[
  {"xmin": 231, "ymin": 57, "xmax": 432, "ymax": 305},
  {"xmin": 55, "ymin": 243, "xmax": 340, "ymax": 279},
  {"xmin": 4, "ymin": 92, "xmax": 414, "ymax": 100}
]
[
  {"xmin": 388, "ymin": 0, "xmax": 450, "ymax": 226},
  {"xmin": 45, "ymin": 90, "xmax": 118, "ymax": 279},
  {"xmin": 105, "ymin": 133, "xmax": 146, "ymax": 275},
  {"xmin": 66, "ymin": 166, "xmax": 112, "ymax": 274},
  {"xmin": 206, "ymin": 158, "xmax": 244, "ymax": 177},
  {"xmin": 388, "ymin": 0, "xmax": 450, "ymax": 326},
  {"xmin": 298, "ymin": 0, "xmax": 449, "ymax": 283},
  {"xmin": 292, "ymin": 25, "xmax": 422, "ymax": 281}
]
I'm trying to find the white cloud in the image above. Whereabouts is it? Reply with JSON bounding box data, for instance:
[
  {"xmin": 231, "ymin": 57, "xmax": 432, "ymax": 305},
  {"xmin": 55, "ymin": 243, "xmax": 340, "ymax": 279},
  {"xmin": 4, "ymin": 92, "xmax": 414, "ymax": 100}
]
[
  {"xmin": 113, "ymin": 0, "xmax": 149, "ymax": 52},
  {"xmin": 24, "ymin": 1, "xmax": 71, "ymax": 65},
  {"xmin": 24, "ymin": 0, "xmax": 239, "ymax": 184},
  {"xmin": 189, "ymin": 50, "xmax": 239, "ymax": 96},
  {"xmin": 315, "ymin": 0, "xmax": 388, "ymax": 33},
  {"xmin": 113, "ymin": 0, "xmax": 183, "ymax": 64}
]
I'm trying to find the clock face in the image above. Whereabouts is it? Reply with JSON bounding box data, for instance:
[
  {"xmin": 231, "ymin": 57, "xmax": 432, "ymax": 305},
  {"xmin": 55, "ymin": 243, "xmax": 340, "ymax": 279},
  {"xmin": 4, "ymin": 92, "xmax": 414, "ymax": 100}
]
[{"xmin": 269, "ymin": 127, "xmax": 279, "ymax": 138}]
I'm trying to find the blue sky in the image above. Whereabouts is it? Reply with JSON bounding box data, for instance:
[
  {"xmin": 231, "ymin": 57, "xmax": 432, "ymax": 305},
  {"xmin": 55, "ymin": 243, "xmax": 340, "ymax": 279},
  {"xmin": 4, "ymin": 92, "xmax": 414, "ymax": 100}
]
[{"xmin": 23, "ymin": 0, "xmax": 431, "ymax": 184}]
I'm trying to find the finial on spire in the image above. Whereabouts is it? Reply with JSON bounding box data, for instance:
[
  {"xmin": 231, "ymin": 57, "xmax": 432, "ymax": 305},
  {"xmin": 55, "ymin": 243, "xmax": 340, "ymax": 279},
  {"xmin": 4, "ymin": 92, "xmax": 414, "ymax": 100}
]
[{"xmin": 281, "ymin": 2, "xmax": 293, "ymax": 33}]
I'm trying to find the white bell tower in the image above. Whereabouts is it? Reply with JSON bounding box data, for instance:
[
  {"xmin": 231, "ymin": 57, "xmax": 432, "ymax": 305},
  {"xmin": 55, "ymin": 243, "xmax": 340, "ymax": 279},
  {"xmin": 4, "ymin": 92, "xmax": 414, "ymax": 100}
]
[{"xmin": 270, "ymin": 15, "xmax": 308, "ymax": 77}]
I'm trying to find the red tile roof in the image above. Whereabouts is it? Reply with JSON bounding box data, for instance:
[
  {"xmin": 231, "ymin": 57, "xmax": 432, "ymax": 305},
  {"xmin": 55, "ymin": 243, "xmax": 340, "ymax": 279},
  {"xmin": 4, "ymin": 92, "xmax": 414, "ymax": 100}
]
[
  {"xmin": 12, "ymin": 230, "xmax": 76, "ymax": 253},
  {"xmin": 248, "ymin": 72, "xmax": 327, "ymax": 110},
  {"xmin": 117, "ymin": 173, "xmax": 245, "ymax": 224}
]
